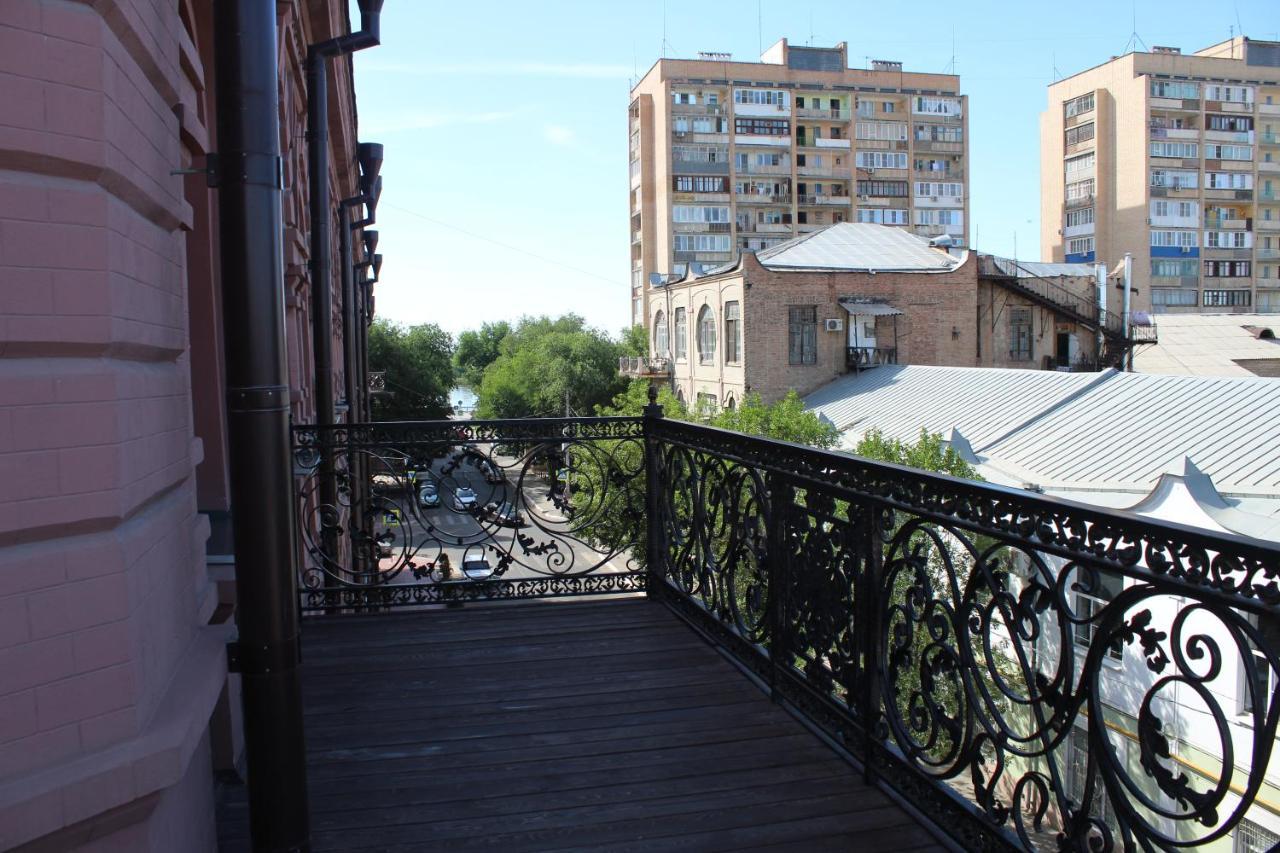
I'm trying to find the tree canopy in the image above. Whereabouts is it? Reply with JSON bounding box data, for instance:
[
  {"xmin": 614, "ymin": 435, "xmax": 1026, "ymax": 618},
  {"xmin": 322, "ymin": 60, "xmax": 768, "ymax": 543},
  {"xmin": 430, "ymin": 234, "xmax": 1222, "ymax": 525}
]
[
  {"xmin": 367, "ymin": 319, "xmax": 455, "ymax": 420},
  {"xmin": 473, "ymin": 315, "xmax": 628, "ymax": 419},
  {"xmin": 851, "ymin": 428, "xmax": 980, "ymax": 479},
  {"xmin": 453, "ymin": 321, "xmax": 510, "ymax": 388}
]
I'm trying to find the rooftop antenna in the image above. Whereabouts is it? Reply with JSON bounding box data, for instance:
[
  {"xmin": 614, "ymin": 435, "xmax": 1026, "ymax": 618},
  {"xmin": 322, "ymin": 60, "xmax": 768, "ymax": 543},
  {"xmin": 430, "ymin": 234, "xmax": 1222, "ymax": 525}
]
[
  {"xmin": 661, "ymin": 0, "xmax": 668, "ymax": 58},
  {"xmin": 1234, "ymin": 5, "xmax": 1244, "ymax": 40},
  {"xmin": 1121, "ymin": 0, "xmax": 1148, "ymax": 55},
  {"xmin": 944, "ymin": 26, "xmax": 956, "ymax": 74},
  {"xmin": 758, "ymin": 0, "xmax": 763, "ymax": 57},
  {"xmin": 808, "ymin": 8, "xmax": 814, "ymax": 46}
]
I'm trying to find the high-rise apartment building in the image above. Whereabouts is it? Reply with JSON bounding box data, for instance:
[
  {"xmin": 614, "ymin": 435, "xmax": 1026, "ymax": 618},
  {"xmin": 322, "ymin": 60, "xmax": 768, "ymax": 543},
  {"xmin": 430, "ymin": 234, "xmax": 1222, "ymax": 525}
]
[
  {"xmin": 1041, "ymin": 37, "xmax": 1280, "ymax": 314},
  {"xmin": 627, "ymin": 39, "xmax": 968, "ymax": 325}
]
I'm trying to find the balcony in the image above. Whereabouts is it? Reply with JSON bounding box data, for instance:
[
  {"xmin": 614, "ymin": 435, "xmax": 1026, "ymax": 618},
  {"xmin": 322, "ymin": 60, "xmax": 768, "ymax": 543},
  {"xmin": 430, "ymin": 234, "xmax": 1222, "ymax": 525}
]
[
  {"xmin": 797, "ymin": 162, "xmax": 842, "ymax": 177},
  {"xmin": 798, "ymin": 193, "xmax": 851, "ymax": 206},
  {"xmin": 815, "ymin": 137, "xmax": 851, "ymax": 149},
  {"xmin": 671, "ymin": 103, "xmax": 726, "ymax": 116},
  {"xmin": 736, "ymin": 192, "xmax": 791, "ymax": 204},
  {"xmin": 1204, "ymin": 215, "xmax": 1250, "ymax": 230},
  {"xmin": 1260, "ymin": 161, "xmax": 1280, "ymax": 174},
  {"xmin": 845, "ymin": 345, "xmax": 897, "ymax": 370},
  {"xmin": 795, "ymin": 106, "xmax": 851, "ymax": 120},
  {"xmin": 229, "ymin": 415, "xmax": 1280, "ymax": 853},
  {"xmin": 913, "ymin": 139, "xmax": 964, "ymax": 154},
  {"xmin": 1259, "ymin": 248, "xmax": 1280, "ymax": 260},
  {"xmin": 618, "ymin": 355, "xmax": 670, "ymax": 377},
  {"xmin": 1256, "ymin": 218, "xmax": 1280, "ymax": 231},
  {"xmin": 1263, "ymin": 131, "xmax": 1280, "ymax": 145},
  {"xmin": 737, "ymin": 162, "xmax": 792, "ymax": 176}
]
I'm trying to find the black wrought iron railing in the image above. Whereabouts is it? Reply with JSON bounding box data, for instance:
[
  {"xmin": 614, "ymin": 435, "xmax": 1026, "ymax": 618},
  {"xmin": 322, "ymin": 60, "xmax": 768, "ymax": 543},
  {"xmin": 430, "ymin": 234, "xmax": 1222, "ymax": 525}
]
[
  {"xmin": 292, "ymin": 417, "xmax": 647, "ymax": 610},
  {"xmin": 846, "ymin": 345, "xmax": 898, "ymax": 370},
  {"xmin": 292, "ymin": 405, "xmax": 1280, "ymax": 852}
]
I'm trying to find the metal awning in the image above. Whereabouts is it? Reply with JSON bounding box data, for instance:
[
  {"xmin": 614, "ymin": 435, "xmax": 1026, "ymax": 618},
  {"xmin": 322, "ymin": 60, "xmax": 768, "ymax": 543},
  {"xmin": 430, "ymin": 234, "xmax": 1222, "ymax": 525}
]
[{"xmin": 839, "ymin": 300, "xmax": 903, "ymax": 317}]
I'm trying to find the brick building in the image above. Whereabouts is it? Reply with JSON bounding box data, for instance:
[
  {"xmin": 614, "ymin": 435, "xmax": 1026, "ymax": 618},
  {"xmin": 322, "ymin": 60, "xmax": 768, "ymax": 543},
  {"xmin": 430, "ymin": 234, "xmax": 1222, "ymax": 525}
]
[
  {"xmin": 0, "ymin": 2, "xmax": 372, "ymax": 849},
  {"xmin": 628, "ymin": 223, "xmax": 1114, "ymax": 407}
]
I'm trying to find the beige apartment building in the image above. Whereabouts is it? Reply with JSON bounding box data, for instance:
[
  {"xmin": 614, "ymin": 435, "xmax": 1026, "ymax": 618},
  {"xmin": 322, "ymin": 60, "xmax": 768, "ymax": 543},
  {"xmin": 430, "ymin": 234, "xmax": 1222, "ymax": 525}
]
[
  {"xmin": 1041, "ymin": 37, "xmax": 1280, "ymax": 315},
  {"xmin": 628, "ymin": 38, "xmax": 969, "ymax": 326}
]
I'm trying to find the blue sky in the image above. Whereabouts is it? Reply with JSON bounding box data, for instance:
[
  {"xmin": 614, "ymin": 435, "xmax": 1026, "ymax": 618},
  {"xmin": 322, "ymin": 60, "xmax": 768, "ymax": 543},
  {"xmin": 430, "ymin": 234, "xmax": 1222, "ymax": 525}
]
[{"xmin": 351, "ymin": 0, "xmax": 1277, "ymax": 338}]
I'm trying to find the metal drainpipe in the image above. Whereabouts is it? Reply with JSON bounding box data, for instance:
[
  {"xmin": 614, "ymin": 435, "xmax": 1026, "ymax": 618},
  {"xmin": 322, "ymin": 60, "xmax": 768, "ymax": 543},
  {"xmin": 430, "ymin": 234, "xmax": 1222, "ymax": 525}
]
[
  {"xmin": 212, "ymin": 2, "xmax": 310, "ymax": 850},
  {"xmin": 306, "ymin": 0, "xmax": 384, "ymax": 573}
]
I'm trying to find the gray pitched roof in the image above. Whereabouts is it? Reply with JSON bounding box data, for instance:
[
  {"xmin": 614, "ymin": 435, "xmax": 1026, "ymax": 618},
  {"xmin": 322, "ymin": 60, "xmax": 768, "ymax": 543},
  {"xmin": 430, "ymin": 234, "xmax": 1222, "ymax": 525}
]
[
  {"xmin": 804, "ymin": 364, "xmax": 1280, "ymax": 497},
  {"xmin": 755, "ymin": 222, "xmax": 962, "ymax": 272}
]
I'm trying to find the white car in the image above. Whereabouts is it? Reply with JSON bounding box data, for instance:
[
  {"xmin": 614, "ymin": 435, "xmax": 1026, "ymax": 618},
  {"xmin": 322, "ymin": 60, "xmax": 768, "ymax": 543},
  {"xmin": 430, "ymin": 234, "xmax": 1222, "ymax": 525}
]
[{"xmin": 453, "ymin": 486, "xmax": 477, "ymax": 511}]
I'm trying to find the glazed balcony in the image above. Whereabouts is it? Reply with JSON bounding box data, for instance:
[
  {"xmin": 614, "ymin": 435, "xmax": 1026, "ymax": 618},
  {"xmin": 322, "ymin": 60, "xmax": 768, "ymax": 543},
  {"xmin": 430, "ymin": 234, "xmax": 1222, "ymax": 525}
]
[{"xmin": 217, "ymin": 413, "xmax": 1280, "ymax": 852}]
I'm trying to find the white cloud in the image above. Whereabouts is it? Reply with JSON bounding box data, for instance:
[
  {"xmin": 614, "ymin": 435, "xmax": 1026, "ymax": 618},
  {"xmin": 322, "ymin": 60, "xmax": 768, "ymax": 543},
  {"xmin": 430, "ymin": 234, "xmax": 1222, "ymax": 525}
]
[
  {"xmin": 360, "ymin": 60, "xmax": 632, "ymax": 79},
  {"xmin": 542, "ymin": 124, "xmax": 576, "ymax": 146}
]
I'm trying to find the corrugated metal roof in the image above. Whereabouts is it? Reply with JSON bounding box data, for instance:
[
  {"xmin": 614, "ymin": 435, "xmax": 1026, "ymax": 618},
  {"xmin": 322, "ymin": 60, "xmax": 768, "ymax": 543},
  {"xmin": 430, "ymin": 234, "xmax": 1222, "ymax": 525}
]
[
  {"xmin": 756, "ymin": 223, "xmax": 961, "ymax": 272},
  {"xmin": 804, "ymin": 365, "xmax": 1280, "ymax": 497},
  {"xmin": 1134, "ymin": 313, "xmax": 1280, "ymax": 377},
  {"xmin": 804, "ymin": 365, "xmax": 1104, "ymax": 448},
  {"xmin": 985, "ymin": 371, "xmax": 1280, "ymax": 494},
  {"xmin": 839, "ymin": 300, "xmax": 903, "ymax": 316},
  {"xmin": 985, "ymin": 256, "xmax": 1097, "ymax": 279}
]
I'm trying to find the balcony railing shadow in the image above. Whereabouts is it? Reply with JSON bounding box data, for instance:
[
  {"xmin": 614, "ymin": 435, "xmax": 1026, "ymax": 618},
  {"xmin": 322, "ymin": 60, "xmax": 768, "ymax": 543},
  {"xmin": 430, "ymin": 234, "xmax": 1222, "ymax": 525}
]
[{"xmin": 283, "ymin": 400, "xmax": 1280, "ymax": 852}]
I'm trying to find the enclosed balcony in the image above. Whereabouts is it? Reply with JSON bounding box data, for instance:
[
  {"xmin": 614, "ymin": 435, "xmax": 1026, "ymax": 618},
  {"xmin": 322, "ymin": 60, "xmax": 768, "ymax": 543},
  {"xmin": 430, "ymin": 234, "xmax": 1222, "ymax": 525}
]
[{"xmin": 218, "ymin": 410, "xmax": 1280, "ymax": 853}]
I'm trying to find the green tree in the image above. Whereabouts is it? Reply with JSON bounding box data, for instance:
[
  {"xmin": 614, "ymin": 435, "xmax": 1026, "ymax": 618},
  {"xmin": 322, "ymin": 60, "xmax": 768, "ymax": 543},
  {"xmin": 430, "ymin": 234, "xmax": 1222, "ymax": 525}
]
[
  {"xmin": 453, "ymin": 321, "xmax": 510, "ymax": 388},
  {"xmin": 619, "ymin": 324, "xmax": 648, "ymax": 358},
  {"xmin": 367, "ymin": 320, "xmax": 455, "ymax": 420},
  {"xmin": 851, "ymin": 428, "xmax": 980, "ymax": 479},
  {"xmin": 473, "ymin": 315, "xmax": 628, "ymax": 419},
  {"xmin": 711, "ymin": 392, "xmax": 840, "ymax": 448}
]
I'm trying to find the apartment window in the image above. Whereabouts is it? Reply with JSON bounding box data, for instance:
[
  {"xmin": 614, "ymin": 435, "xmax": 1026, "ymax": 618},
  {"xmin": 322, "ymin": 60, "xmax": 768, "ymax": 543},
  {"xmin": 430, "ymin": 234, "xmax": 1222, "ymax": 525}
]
[
  {"xmin": 1152, "ymin": 259, "xmax": 1198, "ymax": 278},
  {"xmin": 1064, "ymin": 152, "xmax": 1095, "ymax": 175},
  {"xmin": 673, "ymin": 144, "xmax": 728, "ymax": 164},
  {"xmin": 1063, "ymin": 92, "xmax": 1095, "ymax": 118},
  {"xmin": 1150, "ymin": 169, "xmax": 1198, "ymax": 189},
  {"xmin": 673, "ymin": 205, "xmax": 729, "ymax": 224},
  {"xmin": 1205, "ymin": 231, "xmax": 1250, "ymax": 249},
  {"xmin": 883, "ymin": 102, "xmax": 895, "ymax": 113},
  {"xmin": 1206, "ymin": 172, "xmax": 1252, "ymax": 189},
  {"xmin": 1151, "ymin": 230, "xmax": 1197, "ymax": 248},
  {"xmin": 1009, "ymin": 307, "xmax": 1032, "ymax": 361},
  {"xmin": 858, "ymin": 180, "xmax": 908, "ymax": 197},
  {"xmin": 735, "ymin": 117, "xmax": 790, "ymax": 136},
  {"xmin": 1153, "ymin": 200, "xmax": 1169, "ymax": 218},
  {"xmin": 673, "ymin": 176, "xmax": 727, "ymax": 193},
  {"xmin": 696, "ymin": 305, "xmax": 716, "ymax": 364},
  {"xmin": 1178, "ymin": 202, "xmax": 1196, "ymax": 218},
  {"xmin": 913, "ymin": 182, "xmax": 963, "ymax": 198},
  {"xmin": 788, "ymin": 306, "xmax": 817, "ymax": 365},
  {"xmin": 1065, "ymin": 122, "xmax": 1095, "ymax": 147},
  {"xmin": 1204, "ymin": 261, "xmax": 1251, "ymax": 277},
  {"xmin": 1235, "ymin": 819, "xmax": 1280, "ymax": 853},
  {"xmin": 1206, "ymin": 84, "xmax": 1254, "ymax": 104},
  {"xmin": 758, "ymin": 210, "xmax": 784, "ymax": 224},
  {"xmin": 1150, "ymin": 80, "xmax": 1199, "ymax": 99},
  {"xmin": 914, "ymin": 208, "xmax": 963, "ymax": 227},
  {"xmin": 856, "ymin": 151, "xmax": 908, "ymax": 170},
  {"xmin": 1065, "ymin": 179, "xmax": 1095, "ymax": 202},
  {"xmin": 734, "ymin": 88, "xmax": 789, "ymax": 107},
  {"xmin": 915, "ymin": 158, "xmax": 951, "ymax": 174},
  {"xmin": 1207, "ymin": 114, "xmax": 1254, "ymax": 132},
  {"xmin": 1205, "ymin": 144, "xmax": 1253, "ymax": 161},
  {"xmin": 1073, "ymin": 569, "xmax": 1124, "ymax": 659},
  {"xmin": 857, "ymin": 208, "xmax": 909, "ymax": 225},
  {"xmin": 855, "ymin": 121, "xmax": 908, "ymax": 141},
  {"xmin": 654, "ymin": 310, "xmax": 669, "ymax": 356},
  {"xmin": 724, "ymin": 301, "xmax": 740, "ymax": 363},
  {"xmin": 695, "ymin": 392, "xmax": 718, "ymax": 416},
  {"xmin": 1065, "ymin": 207, "xmax": 1094, "ymax": 228},
  {"xmin": 915, "ymin": 124, "xmax": 963, "ymax": 142},
  {"xmin": 1149, "ymin": 141, "xmax": 1198, "ymax": 159},
  {"xmin": 1203, "ymin": 289, "xmax": 1252, "ymax": 307},
  {"xmin": 673, "ymin": 308, "xmax": 687, "ymax": 360},
  {"xmin": 673, "ymin": 92, "xmax": 695, "ymax": 105},
  {"xmin": 1067, "ymin": 236, "xmax": 1095, "ymax": 255},
  {"xmin": 1152, "ymin": 288, "xmax": 1198, "ymax": 307},
  {"xmin": 912, "ymin": 96, "xmax": 961, "ymax": 116},
  {"xmin": 673, "ymin": 234, "xmax": 732, "ymax": 253}
]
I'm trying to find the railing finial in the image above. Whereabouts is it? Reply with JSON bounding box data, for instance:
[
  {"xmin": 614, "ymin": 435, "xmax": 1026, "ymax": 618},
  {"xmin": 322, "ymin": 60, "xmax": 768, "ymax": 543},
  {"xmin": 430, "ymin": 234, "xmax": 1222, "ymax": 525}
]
[{"xmin": 644, "ymin": 383, "xmax": 664, "ymax": 419}]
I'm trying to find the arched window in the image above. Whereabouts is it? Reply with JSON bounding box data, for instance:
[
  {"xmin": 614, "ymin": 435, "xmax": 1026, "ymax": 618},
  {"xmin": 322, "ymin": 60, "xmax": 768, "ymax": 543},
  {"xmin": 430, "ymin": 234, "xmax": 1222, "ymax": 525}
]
[
  {"xmin": 724, "ymin": 394, "xmax": 736, "ymax": 411},
  {"xmin": 674, "ymin": 308, "xmax": 688, "ymax": 361},
  {"xmin": 675, "ymin": 387, "xmax": 686, "ymax": 405},
  {"xmin": 653, "ymin": 310, "xmax": 669, "ymax": 356},
  {"xmin": 697, "ymin": 305, "xmax": 716, "ymax": 364}
]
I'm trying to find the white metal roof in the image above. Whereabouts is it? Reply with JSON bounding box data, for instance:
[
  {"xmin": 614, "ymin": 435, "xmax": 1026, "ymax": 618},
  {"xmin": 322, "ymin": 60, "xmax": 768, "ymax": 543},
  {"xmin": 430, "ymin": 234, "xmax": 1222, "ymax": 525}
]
[
  {"xmin": 1133, "ymin": 313, "xmax": 1280, "ymax": 377},
  {"xmin": 839, "ymin": 300, "xmax": 903, "ymax": 316},
  {"xmin": 756, "ymin": 223, "xmax": 962, "ymax": 272},
  {"xmin": 804, "ymin": 364, "xmax": 1280, "ymax": 499},
  {"xmin": 805, "ymin": 365, "xmax": 1105, "ymax": 448},
  {"xmin": 984, "ymin": 256, "xmax": 1098, "ymax": 279}
]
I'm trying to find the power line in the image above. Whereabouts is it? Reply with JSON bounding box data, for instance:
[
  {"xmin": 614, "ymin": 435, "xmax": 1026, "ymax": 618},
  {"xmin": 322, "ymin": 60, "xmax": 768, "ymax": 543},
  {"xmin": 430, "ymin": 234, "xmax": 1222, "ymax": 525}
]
[{"xmin": 381, "ymin": 202, "xmax": 628, "ymax": 288}]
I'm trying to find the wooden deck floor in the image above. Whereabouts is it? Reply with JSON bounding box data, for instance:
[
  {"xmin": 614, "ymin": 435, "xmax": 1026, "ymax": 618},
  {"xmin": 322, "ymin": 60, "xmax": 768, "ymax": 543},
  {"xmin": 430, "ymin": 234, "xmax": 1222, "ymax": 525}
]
[{"xmin": 216, "ymin": 598, "xmax": 944, "ymax": 852}]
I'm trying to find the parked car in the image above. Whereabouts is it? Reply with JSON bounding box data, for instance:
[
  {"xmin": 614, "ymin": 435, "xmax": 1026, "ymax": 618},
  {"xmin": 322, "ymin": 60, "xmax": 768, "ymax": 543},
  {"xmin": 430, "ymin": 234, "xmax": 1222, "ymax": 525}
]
[
  {"xmin": 453, "ymin": 486, "xmax": 478, "ymax": 511},
  {"xmin": 418, "ymin": 482, "xmax": 439, "ymax": 508},
  {"xmin": 480, "ymin": 460, "xmax": 504, "ymax": 484},
  {"xmin": 461, "ymin": 557, "xmax": 493, "ymax": 580},
  {"xmin": 481, "ymin": 500, "xmax": 525, "ymax": 528}
]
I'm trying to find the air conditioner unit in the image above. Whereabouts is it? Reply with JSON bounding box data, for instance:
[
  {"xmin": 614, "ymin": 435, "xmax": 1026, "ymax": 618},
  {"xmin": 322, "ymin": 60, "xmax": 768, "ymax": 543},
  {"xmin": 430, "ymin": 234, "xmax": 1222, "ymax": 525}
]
[{"xmin": 825, "ymin": 318, "xmax": 844, "ymax": 332}]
